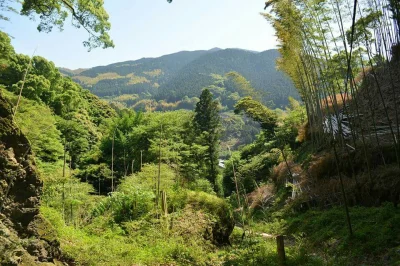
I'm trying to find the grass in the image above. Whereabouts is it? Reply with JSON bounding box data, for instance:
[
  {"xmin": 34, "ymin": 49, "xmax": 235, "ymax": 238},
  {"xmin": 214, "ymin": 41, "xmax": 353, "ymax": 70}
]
[
  {"xmin": 38, "ymin": 160, "xmax": 400, "ymax": 266},
  {"xmin": 42, "ymin": 206, "xmax": 221, "ymax": 265},
  {"xmin": 285, "ymin": 203, "xmax": 400, "ymax": 265},
  {"xmin": 41, "ymin": 198, "xmax": 400, "ymax": 265}
]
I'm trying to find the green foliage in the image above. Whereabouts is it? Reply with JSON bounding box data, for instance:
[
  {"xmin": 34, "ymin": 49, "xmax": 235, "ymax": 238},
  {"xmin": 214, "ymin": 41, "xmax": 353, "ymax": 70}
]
[
  {"xmin": 4, "ymin": 91, "xmax": 64, "ymax": 162},
  {"xmin": 91, "ymin": 191, "xmax": 154, "ymax": 223},
  {"xmin": 42, "ymin": 205, "xmax": 222, "ymax": 266},
  {"xmin": 40, "ymin": 170, "xmax": 236, "ymax": 265},
  {"xmin": 0, "ymin": 32, "xmax": 115, "ymax": 196},
  {"xmin": 220, "ymin": 111, "xmax": 261, "ymax": 154},
  {"xmin": 74, "ymin": 163, "xmax": 111, "ymax": 191},
  {"xmin": 41, "ymin": 171, "xmax": 96, "ymax": 227},
  {"xmin": 345, "ymin": 10, "xmax": 382, "ymax": 45},
  {"xmin": 189, "ymin": 178, "xmax": 216, "ymax": 194},
  {"xmin": 98, "ymin": 109, "xmax": 194, "ymax": 191},
  {"xmin": 226, "ymin": 71, "xmax": 261, "ymax": 101},
  {"xmin": 288, "ymin": 203, "xmax": 400, "ymax": 256},
  {"xmin": 19, "ymin": 0, "xmax": 113, "ymax": 50},
  {"xmin": 0, "ymin": 31, "xmax": 14, "ymax": 63},
  {"xmin": 97, "ymin": 103, "xmax": 223, "ymax": 194},
  {"xmin": 275, "ymin": 97, "xmax": 306, "ymax": 148},
  {"xmin": 186, "ymin": 191, "xmax": 231, "ymax": 216},
  {"xmin": 56, "ymin": 118, "xmax": 90, "ymax": 166},
  {"xmin": 234, "ymin": 97, "xmax": 278, "ymax": 133},
  {"xmin": 118, "ymin": 163, "xmax": 177, "ymax": 193},
  {"xmin": 281, "ymin": 204, "xmax": 400, "ymax": 265},
  {"xmin": 224, "ymin": 235, "xmax": 324, "ymax": 266},
  {"xmin": 223, "ymin": 98, "xmax": 305, "ymax": 196},
  {"xmin": 90, "ymin": 163, "xmax": 177, "ymax": 223},
  {"xmin": 194, "ymin": 89, "xmax": 221, "ymax": 190}
]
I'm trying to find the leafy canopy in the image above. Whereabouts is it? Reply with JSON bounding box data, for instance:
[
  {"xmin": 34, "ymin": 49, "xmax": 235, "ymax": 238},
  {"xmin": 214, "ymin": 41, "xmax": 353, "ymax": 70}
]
[
  {"xmin": 234, "ymin": 96, "xmax": 277, "ymax": 133},
  {"xmin": 1, "ymin": 0, "xmax": 113, "ymax": 50}
]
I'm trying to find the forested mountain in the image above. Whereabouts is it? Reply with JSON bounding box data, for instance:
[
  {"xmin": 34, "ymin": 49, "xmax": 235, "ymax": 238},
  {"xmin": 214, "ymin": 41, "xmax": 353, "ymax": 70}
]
[
  {"xmin": 59, "ymin": 49, "xmax": 216, "ymax": 97},
  {"xmin": 156, "ymin": 49, "xmax": 294, "ymax": 106},
  {"xmin": 61, "ymin": 48, "xmax": 297, "ymax": 108}
]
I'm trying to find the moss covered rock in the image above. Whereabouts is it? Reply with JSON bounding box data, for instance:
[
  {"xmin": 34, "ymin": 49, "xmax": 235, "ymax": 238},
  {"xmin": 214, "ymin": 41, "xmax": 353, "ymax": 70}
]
[
  {"xmin": 178, "ymin": 191, "xmax": 234, "ymax": 245},
  {"xmin": 0, "ymin": 92, "xmax": 65, "ymax": 265}
]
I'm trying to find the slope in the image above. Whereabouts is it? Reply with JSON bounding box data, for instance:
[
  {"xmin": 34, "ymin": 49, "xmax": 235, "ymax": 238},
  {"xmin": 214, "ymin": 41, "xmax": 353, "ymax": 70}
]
[
  {"xmin": 61, "ymin": 48, "xmax": 298, "ymax": 108},
  {"xmin": 156, "ymin": 49, "xmax": 295, "ymax": 106},
  {"xmin": 61, "ymin": 49, "xmax": 217, "ymax": 97}
]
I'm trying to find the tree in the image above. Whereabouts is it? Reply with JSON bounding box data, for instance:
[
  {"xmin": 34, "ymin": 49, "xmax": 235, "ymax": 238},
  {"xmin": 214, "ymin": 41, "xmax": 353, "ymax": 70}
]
[
  {"xmin": 225, "ymin": 71, "xmax": 261, "ymax": 101},
  {"xmin": 56, "ymin": 118, "xmax": 90, "ymax": 168},
  {"xmin": 234, "ymin": 96, "xmax": 277, "ymax": 134},
  {"xmin": 1, "ymin": 0, "xmax": 113, "ymax": 50},
  {"xmin": 0, "ymin": 31, "xmax": 14, "ymax": 61},
  {"xmin": 193, "ymin": 88, "xmax": 221, "ymax": 191}
]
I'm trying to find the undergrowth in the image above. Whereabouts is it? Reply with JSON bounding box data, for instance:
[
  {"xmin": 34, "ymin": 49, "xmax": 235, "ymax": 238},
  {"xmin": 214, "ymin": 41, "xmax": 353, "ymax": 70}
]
[{"xmin": 285, "ymin": 203, "xmax": 400, "ymax": 265}]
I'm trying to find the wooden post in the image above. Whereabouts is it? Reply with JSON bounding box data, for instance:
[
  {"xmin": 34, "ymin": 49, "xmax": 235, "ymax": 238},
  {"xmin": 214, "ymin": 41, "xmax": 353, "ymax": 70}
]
[{"xmin": 276, "ymin": 235, "xmax": 286, "ymax": 266}]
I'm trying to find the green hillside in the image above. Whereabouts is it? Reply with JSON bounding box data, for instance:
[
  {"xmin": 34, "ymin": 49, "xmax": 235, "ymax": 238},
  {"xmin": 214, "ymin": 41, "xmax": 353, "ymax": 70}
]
[
  {"xmin": 156, "ymin": 49, "xmax": 295, "ymax": 106},
  {"xmin": 61, "ymin": 48, "xmax": 298, "ymax": 109},
  {"xmin": 60, "ymin": 49, "xmax": 215, "ymax": 98}
]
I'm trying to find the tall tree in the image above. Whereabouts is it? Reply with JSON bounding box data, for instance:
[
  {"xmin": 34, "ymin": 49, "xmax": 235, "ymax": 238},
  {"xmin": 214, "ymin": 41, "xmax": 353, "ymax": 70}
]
[{"xmin": 194, "ymin": 88, "xmax": 221, "ymax": 191}]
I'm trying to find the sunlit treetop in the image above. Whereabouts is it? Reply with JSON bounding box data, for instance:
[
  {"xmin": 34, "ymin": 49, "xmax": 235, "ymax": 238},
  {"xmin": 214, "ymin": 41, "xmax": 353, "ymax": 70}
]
[{"xmin": 1, "ymin": 0, "xmax": 114, "ymax": 51}]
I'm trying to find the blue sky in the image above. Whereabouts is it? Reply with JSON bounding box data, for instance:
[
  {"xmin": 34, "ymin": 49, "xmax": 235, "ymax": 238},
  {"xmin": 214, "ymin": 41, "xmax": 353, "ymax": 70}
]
[{"xmin": 1, "ymin": 0, "xmax": 278, "ymax": 69}]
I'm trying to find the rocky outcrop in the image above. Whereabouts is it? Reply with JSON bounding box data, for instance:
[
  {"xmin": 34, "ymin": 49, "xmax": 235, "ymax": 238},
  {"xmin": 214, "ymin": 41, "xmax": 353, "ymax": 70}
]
[
  {"xmin": 0, "ymin": 92, "xmax": 65, "ymax": 265},
  {"xmin": 183, "ymin": 191, "xmax": 234, "ymax": 245}
]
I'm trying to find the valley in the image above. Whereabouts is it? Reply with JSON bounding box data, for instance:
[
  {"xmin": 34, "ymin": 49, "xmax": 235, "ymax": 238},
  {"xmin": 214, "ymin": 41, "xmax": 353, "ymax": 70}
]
[{"xmin": 1, "ymin": 0, "xmax": 400, "ymax": 265}]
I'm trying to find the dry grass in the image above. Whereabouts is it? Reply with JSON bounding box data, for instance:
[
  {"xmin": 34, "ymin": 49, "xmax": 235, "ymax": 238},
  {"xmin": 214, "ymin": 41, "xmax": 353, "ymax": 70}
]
[
  {"xmin": 320, "ymin": 93, "xmax": 352, "ymax": 115},
  {"xmin": 126, "ymin": 73, "xmax": 150, "ymax": 85},
  {"xmin": 74, "ymin": 72, "xmax": 150, "ymax": 86},
  {"xmin": 132, "ymin": 99, "xmax": 157, "ymax": 112},
  {"xmin": 349, "ymin": 61, "xmax": 400, "ymax": 144},
  {"xmin": 296, "ymin": 122, "xmax": 308, "ymax": 142},
  {"xmin": 272, "ymin": 161, "xmax": 302, "ymax": 183},
  {"xmin": 246, "ymin": 184, "xmax": 275, "ymax": 209},
  {"xmin": 275, "ymin": 143, "xmax": 400, "ymax": 207},
  {"xmin": 74, "ymin": 72, "xmax": 125, "ymax": 85},
  {"xmin": 143, "ymin": 69, "xmax": 163, "ymax": 77}
]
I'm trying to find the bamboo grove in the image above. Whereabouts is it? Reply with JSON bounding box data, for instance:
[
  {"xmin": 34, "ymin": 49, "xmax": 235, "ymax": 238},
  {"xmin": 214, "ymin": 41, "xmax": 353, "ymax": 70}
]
[{"xmin": 263, "ymin": 0, "xmax": 400, "ymax": 234}]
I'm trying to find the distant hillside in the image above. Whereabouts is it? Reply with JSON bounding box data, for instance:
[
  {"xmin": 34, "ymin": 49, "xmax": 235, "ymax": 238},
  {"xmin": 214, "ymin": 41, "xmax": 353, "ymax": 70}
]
[{"xmin": 61, "ymin": 48, "xmax": 298, "ymax": 109}]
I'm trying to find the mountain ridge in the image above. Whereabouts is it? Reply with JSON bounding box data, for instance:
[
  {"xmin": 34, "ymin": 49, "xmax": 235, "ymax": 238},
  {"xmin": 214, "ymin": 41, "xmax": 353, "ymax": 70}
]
[{"xmin": 59, "ymin": 48, "xmax": 298, "ymax": 109}]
